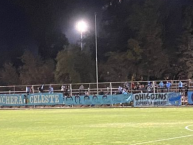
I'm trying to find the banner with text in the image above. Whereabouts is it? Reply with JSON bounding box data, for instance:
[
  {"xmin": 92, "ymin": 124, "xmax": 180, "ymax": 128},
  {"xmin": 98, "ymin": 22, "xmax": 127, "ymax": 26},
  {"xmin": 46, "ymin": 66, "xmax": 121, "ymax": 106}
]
[
  {"xmin": 26, "ymin": 93, "xmax": 64, "ymax": 105},
  {"xmin": 188, "ymin": 91, "xmax": 193, "ymax": 104},
  {"xmin": 0, "ymin": 94, "xmax": 24, "ymax": 106},
  {"xmin": 0, "ymin": 93, "xmax": 133, "ymax": 106},
  {"xmin": 133, "ymin": 93, "xmax": 181, "ymax": 107}
]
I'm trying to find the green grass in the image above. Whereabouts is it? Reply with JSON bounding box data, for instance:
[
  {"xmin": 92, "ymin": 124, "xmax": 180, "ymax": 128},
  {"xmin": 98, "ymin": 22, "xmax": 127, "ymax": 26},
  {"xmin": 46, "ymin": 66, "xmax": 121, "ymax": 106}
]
[{"xmin": 0, "ymin": 108, "xmax": 193, "ymax": 145}]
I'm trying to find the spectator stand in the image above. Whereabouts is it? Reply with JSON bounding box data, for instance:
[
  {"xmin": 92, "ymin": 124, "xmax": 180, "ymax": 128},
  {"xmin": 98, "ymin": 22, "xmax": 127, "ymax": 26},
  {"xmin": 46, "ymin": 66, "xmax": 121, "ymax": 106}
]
[{"xmin": 0, "ymin": 79, "xmax": 191, "ymax": 106}]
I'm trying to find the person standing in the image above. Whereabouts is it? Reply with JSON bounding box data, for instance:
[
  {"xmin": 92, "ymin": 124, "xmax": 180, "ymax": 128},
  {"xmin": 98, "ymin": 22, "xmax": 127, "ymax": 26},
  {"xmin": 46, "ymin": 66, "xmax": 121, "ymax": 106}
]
[
  {"xmin": 38, "ymin": 84, "xmax": 44, "ymax": 93},
  {"xmin": 178, "ymin": 81, "xmax": 183, "ymax": 93},
  {"xmin": 147, "ymin": 83, "xmax": 152, "ymax": 93},
  {"xmin": 184, "ymin": 84, "xmax": 189, "ymax": 97},
  {"xmin": 26, "ymin": 86, "xmax": 30, "ymax": 95},
  {"xmin": 166, "ymin": 81, "xmax": 171, "ymax": 92},
  {"xmin": 79, "ymin": 85, "xmax": 84, "ymax": 95},
  {"xmin": 118, "ymin": 86, "xmax": 123, "ymax": 94},
  {"xmin": 61, "ymin": 85, "xmax": 65, "ymax": 92},
  {"xmin": 49, "ymin": 85, "xmax": 54, "ymax": 94},
  {"xmin": 159, "ymin": 81, "xmax": 164, "ymax": 93}
]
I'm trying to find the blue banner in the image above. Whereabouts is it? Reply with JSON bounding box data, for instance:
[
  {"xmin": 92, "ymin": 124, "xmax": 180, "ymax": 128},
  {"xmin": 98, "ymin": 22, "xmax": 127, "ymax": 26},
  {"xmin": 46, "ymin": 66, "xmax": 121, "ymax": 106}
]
[
  {"xmin": 133, "ymin": 93, "xmax": 181, "ymax": 107},
  {"xmin": 64, "ymin": 94, "xmax": 133, "ymax": 106},
  {"xmin": 0, "ymin": 94, "xmax": 24, "ymax": 106},
  {"xmin": 167, "ymin": 92, "xmax": 181, "ymax": 106},
  {"xmin": 112, "ymin": 94, "xmax": 133, "ymax": 104},
  {"xmin": 27, "ymin": 93, "xmax": 64, "ymax": 105},
  {"xmin": 91, "ymin": 95, "xmax": 102, "ymax": 105},
  {"xmin": 0, "ymin": 93, "xmax": 133, "ymax": 106},
  {"xmin": 188, "ymin": 91, "xmax": 193, "ymax": 104}
]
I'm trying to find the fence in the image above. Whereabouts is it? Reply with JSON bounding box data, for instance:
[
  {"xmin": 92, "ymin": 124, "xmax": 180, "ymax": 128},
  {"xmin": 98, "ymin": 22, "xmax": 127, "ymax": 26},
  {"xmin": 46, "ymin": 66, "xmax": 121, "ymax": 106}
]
[{"xmin": 0, "ymin": 79, "xmax": 192, "ymax": 96}]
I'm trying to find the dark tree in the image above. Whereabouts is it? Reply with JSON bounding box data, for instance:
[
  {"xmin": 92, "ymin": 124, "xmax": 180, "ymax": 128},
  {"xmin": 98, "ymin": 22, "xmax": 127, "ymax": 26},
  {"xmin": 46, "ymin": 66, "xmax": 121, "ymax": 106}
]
[
  {"xmin": 55, "ymin": 45, "xmax": 95, "ymax": 83},
  {"xmin": 0, "ymin": 63, "xmax": 20, "ymax": 85}
]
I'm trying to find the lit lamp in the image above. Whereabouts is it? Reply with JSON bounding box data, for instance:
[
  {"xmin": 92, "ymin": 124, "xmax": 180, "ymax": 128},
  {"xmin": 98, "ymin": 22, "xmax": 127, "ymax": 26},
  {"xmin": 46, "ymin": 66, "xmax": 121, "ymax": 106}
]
[
  {"xmin": 75, "ymin": 15, "xmax": 98, "ymax": 95},
  {"xmin": 76, "ymin": 20, "xmax": 88, "ymax": 51}
]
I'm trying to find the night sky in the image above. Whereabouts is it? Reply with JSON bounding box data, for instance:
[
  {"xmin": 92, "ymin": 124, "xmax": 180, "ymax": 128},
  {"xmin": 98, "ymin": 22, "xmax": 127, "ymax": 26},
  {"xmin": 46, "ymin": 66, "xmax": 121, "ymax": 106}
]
[
  {"xmin": 0, "ymin": 0, "xmax": 104, "ymax": 52},
  {"xmin": 0, "ymin": 0, "xmax": 31, "ymax": 50},
  {"xmin": 0, "ymin": 0, "xmax": 192, "ymax": 53}
]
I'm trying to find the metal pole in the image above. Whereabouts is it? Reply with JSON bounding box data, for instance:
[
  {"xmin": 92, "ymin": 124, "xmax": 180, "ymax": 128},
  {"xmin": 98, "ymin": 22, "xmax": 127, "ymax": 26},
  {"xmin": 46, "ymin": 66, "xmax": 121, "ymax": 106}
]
[
  {"xmin": 110, "ymin": 82, "xmax": 112, "ymax": 95},
  {"xmin": 81, "ymin": 31, "xmax": 83, "ymax": 51},
  {"xmin": 70, "ymin": 84, "xmax": 72, "ymax": 96},
  {"xmin": 95, "ymin": 13, "xmax": 99, "ymax": 95}
]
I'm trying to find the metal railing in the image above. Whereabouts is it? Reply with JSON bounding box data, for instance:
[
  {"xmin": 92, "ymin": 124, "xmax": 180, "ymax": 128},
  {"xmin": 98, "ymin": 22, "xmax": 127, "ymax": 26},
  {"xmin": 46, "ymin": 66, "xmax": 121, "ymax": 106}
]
[{"xmin": 0, "ymin": 79, "xmax": 192, "ymax": 96}]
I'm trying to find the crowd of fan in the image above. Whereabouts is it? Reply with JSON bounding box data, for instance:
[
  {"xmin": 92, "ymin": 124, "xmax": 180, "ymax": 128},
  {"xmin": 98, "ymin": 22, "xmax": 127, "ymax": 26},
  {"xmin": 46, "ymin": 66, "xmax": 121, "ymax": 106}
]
[
  {"xmin": 117, "ymin": 81, "xmax": 189, "ymax": 96},
  {"xmin": 25, "ymin": 81, "xmax": 189, "ymax": 97}
]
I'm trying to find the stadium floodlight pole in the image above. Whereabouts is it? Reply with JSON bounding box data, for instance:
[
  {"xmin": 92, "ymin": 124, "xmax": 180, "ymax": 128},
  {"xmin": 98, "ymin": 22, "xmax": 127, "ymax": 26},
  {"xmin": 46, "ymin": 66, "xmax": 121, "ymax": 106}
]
[
  {"xmin": 76, "ymin": 20, "xmax": 88, "ymax": 51},
  {"xmin": 95, "ymin": 12, "xmax": 99, "ymax": 95},
  {"xmin": 80, "ymin": 31, "xmax": 83, "ymax": 50}
]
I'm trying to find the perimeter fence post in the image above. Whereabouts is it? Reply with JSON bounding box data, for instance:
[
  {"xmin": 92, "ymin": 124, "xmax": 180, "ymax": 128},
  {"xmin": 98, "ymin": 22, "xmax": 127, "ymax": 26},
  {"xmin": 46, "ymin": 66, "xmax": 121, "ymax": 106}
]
[
  {"xmin": 110, "ymin": 82, "xmax": 112, "ymax": 95},
  {"xmin": 14, "ymin": 85, "xmax": 16, "ymax": 94},
  {"xmin": 32, "ymin": 85, "xmax": 34, "ymax": 93},
  {"xmin": 70, "ymin": 84, "xmax": 72, "ymax": 96},
  {"xmin": 131, "ymin": 81, "xmax": 133, "ymax": 94},
  {"xmin": 89, "ymin": 84, "xmax": 90, "ymax": 95}
]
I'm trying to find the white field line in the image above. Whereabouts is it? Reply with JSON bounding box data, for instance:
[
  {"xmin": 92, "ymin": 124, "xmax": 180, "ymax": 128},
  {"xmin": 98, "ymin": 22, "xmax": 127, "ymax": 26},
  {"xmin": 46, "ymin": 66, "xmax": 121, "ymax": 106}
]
[
  {"xmin": 130, "ymin": 125, "xmax": 193, "ymax": 145},
  {"xmin": 185, "ymin": 125, "xmax": 193, "ymax": 132},
  {"xmin": 129, "ymin": 134, "xmax": 193, "ymax": 145}
]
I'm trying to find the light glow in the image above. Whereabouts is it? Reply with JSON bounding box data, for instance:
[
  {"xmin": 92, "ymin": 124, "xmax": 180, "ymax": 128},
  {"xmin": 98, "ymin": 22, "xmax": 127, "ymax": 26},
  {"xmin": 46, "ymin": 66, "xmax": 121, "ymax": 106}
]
[{"xmin": 76, "ymin": 20, "xmax": 88, "ymax": 33}]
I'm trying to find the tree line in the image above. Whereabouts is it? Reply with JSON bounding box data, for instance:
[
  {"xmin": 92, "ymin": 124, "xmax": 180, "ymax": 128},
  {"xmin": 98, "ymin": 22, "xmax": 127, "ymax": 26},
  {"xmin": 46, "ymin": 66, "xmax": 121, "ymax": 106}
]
[{"xmin": 0, "ymin": 0, "xmax": 193, "ymax": 85}]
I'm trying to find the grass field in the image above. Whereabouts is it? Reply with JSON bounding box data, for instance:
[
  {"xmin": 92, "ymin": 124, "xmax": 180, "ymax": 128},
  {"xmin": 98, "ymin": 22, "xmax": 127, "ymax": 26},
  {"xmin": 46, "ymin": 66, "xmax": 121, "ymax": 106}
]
[{"xmin": 0, "ymin": 108, "xmax": 193, "ymax": 145}]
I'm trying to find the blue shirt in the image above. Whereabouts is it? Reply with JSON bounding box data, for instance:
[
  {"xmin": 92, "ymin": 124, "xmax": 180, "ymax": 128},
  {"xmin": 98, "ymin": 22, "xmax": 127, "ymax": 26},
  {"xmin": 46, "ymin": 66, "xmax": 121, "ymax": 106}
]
[
  {"xmin": 159, "ymin": 82, "xmax": 164, "ymax": 88},
  {"xmin": 166, "ymin": 82, "xmax": 171, "ymax": 88},
  {"xmin": 179, "ymin": 81, "xmax": 183, "ymax": 88}
]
